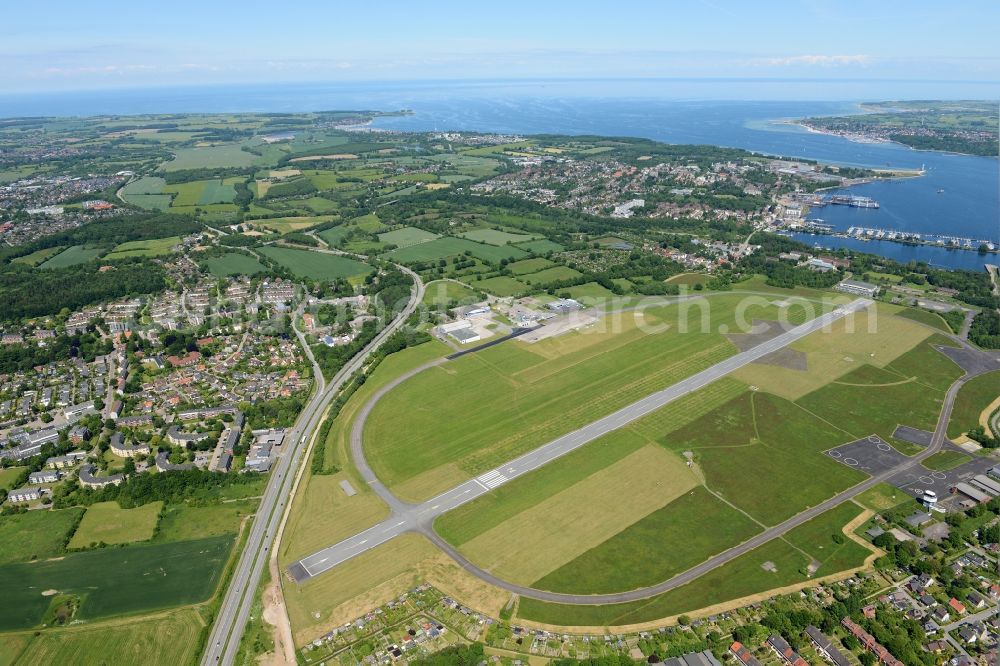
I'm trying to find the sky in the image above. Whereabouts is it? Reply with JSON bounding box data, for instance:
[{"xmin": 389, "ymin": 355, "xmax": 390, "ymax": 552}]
[{"xmin": 2, "ymin": 0, "xmax": 999, "ymax": 93}]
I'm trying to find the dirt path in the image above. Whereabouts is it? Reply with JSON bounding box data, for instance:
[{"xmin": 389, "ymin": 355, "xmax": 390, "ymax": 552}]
[
  {"xmin": 259, "ymin": 582, "xmax": 295, "ymax": 666},
  {"xmin": 978, "ymin": 395, "xmax": 1000, "ymax": 431}
]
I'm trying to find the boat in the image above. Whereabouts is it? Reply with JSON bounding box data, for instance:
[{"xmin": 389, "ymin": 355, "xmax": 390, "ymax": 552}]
[{"xmin": 937, "ymin": 189, "xmax": 945, "ymax": 194}]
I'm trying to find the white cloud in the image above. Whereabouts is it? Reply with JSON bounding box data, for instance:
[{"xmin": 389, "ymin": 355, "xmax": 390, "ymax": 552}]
[{"xmin": 757, "ymin": 54, "xmax": 872, "ymax": 67}]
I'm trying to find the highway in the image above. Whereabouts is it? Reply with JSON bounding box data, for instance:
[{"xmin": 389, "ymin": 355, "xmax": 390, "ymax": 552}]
[
  {"xmin": 200, "ymin": 265, "xmax": 425, "ymax": 666},
  {"xmin": 290, "ymin": 298, "xmax": 880, "ymax": 588}
]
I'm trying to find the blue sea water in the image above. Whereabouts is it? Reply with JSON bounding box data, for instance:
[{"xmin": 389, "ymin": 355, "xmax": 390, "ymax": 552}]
[{"xmin": 3, "ymin": 79, "xmax": 997, "ymax": 270}]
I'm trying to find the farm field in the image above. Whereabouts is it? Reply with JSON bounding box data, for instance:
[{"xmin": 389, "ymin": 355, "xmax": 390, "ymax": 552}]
[
  {"xmin": 258, "ymin": 246, "xmax": 372, "ymax": 281},
  {"xmin": 563, "ymin": 281, "xmax": 617, "ymax": 303},
  {"xmin": 507, "ymin": 258, "xmax": 554, "ymax": 275},
  {"xmin": 3, "ymin": 606, "xmax": 204, "ymax": 666},
  {"xmin": 947, "ymin": 369, "xmax": 1000, "ymax": 438},
  {"xmin": 514, "ymin": 239, "xmax": 563, "ymax": 254},
  {"xmin": 161, "ymin": 143, "xmax": 256, "ymax": 170},
  {"xmin": 365, "ymin": 294, "xmax": 806, "ymax": 501},
  {"xmin": 519, "ymin": 266, "xmax": 583, "ymax": 285},
  {"xmin": 472, "ymin": 276, "xmax": 529, "ymax": 297},
  {"xmin": 201, "ymin": 252, "xmax": 268, "ymax": 277},
  {"xmin": 0, "ymin": 534, "xmax": 233, "ymax": 630},
  {"xmin": 67, "ymin": 501, "xmax": 163, "ymax": 548},
  {"xmin": 104, "ymin": 236, "xmax": 181, "ymax": 259},
  {"xmin": 422, "ymin": 280, "xmax": 482, "ymax": 308},
  {"xmin": 255, "ymin": 215, "xmax": 336, "ymax": 233},
  {"xmin": 516, "ymin": 502, "xmax": 871, "ymax": 627},
  {"xmin": 39, "ymin": 245, "xmax": 105, "ymax": 269},
  {"xmin": 0, "ymin": 508, "xmax": 84, "ymax": 565},
  {"xmin": 378, "ymin": 226, "xmax": 440, "ymax": 247},
  {"xmin": 459, "ymin": 228, "xmax": 538, "ymax": 246},
  {"xmin": 386, "ymin": 236, "xmax": 528, "ymax": 264},
  {"xmin": 12, "ymin": 246, "xmax": 65, "ymax": 266}
]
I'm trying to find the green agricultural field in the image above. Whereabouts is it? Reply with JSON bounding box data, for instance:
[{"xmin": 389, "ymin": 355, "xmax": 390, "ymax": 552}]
[
  {"xmin": 472, "ymin": 276, "xmax": 529, "ymax": 297},
  {"xmin": 196, "ymin": 177, "xmax": 240, "ymax": 204},
  {"xmin": 202, "ymin": 252, "xmax": 268, "ymax": 277},
  {"xmin": 514, "ymin": 239, "xmax": 564, "ymax": 254},
  {"xmin": 0, "ymin": 534, "xmax": 233, "ymax": 630},
  {"xmin": 161, "ymin": 143, "xmax": 256, "ymax": 171},
  {"xmin": 120, "ymin": 175, "xmax": 166, "ymax": 196},
  {"xmin": 507, "ymin": 258, "xmax": 555, "ymax": 275},
  {"xmin": 366, "ymin": 295, "xmax": 799, "ymax": 501},
  {"xmin": 378, "ymin": 226, "xmax": 441, "ymax": 247},
  {"xmin": 386, "ymin": 236, "xmax": 528, "ymax": 264},
  {"xmin": 39, "ymin": 245, "xmax": 105, "ymax": 269},
  {"xmin": 563, "ymin": 281, "xmax": 617, "ymax": 303},
  {"xmin": 120, "ymin": 176, "xmax": 173, "ymax": 210},
  {"xmin": 948, "ymin": 369, "xmax": 1000, "ymax": 438},
  {"xmin": 459, "ymin": 228, "xmax": 538, "ymax": 246},
  {"xmin": 104, "ymin": 236, "xmax": 181, "ymax": 259},
  {"xmin": 258, "ymin": 246, "xmax": 372, "ymax": 281},
  {"xmin": 12, "ymin": 246, "xmax": 65, "ymax": 266},
  {"xmin": 255, "ymin": 215, "xmax": 336, "ymax": 233},
  {"xmin": 520, "ymin": 266, "xmax": 584, "ymax": 285},
  {"xmin": 68, "ymin": 501, "xmax": 162, "ymax": 549},
  {"xmin": 0, "ymin": 508, "xmax": 84, "ymax": 565},
  {"xmin": 122, "ymin": 193, "xmax": 174, "ymax": 211},
  {"xmin": 6, "ymin": 605, "xmax": 204, "ymax": 666},
  {"xmin": 422, "ymin": 280, "xmax": 481, "ymax": 308}
]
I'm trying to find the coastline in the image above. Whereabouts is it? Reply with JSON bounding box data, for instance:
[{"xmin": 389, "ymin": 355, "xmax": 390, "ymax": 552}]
[{"xmin": 782, "ymin": 117, "xmax": 998, "ymax": 159}]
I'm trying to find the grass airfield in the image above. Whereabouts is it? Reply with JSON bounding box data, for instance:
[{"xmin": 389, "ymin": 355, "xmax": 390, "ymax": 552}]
[{"xmin": 283, "ymin": 289, "xmax": 965, "ymax": 638}]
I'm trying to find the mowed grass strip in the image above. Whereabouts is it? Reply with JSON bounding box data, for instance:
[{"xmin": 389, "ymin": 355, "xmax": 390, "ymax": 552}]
[
  {"xmin": 458, "ymin": 445, "xmax": 696, "ymax": 585},
  {"xmin": 533, "ymin": 486, "xmax": 761, "ymax": 594},
  {"xmin": 258, "ymin": 246, "xmax": 372, "ymax": 281},
  {"xmin": 8, "ymin": 606, "xmax": 204, "ymax": 666},
  {"xmin": 0, "ymin": 508, "xmax": 84, "ymax": 565},
  {"xmin": 0, "ymin": 534, "xmax": 233, "ymax": 630},
  {"xmin": 922, "ymin": 450, "xmax": 972, "ymax": 471},
  {"xmin": 68, "ymin": 501, "xmax": 162, "ymax": 548}
]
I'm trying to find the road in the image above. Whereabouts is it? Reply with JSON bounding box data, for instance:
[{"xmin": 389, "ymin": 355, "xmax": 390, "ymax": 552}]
[
  {"xmin": 200, "ymin": 265, "xmax": 425, "ymax": 666},
  {"xmin": 289, "ymin": 298, "xmax": 902, "ymax": 597}
]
